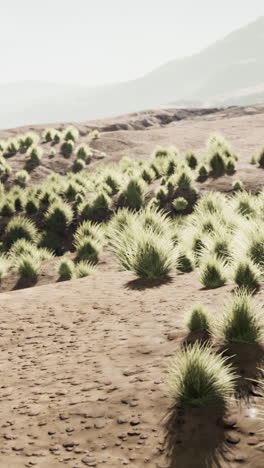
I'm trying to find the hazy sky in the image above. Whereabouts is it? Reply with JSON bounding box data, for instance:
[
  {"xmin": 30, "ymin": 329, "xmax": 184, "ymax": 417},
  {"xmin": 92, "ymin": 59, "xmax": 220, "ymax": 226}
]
[{"xmin": 1, "ymin": 0, "xmax": 264, "ymax": 86}]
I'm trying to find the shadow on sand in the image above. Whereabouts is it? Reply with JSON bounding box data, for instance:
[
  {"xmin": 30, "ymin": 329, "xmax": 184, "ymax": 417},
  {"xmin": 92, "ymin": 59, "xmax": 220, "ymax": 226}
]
[
  {"xmin": 163, "ymin": 404, "xmax": 232, "ymax": 468},
  {"xmin": 13, "ymin": 277, "xmax": 38, "ymax": 290},
  {"xmin": 219, "ymin": 342, "xmax": 264, "ymax": 402},
  {"xmin": 125, "ymin": 276, "xmax": 173, "ymax": 291}
]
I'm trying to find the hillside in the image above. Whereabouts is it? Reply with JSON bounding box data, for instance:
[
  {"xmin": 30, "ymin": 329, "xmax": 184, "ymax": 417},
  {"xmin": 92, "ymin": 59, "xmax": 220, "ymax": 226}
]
[
  {"xmin": 0, "ymin": 106, "xmax": 264, "ymax": 467},
  {"xmin": 1, "ymin": 17, "xmax": 264, "ymax": 129}
]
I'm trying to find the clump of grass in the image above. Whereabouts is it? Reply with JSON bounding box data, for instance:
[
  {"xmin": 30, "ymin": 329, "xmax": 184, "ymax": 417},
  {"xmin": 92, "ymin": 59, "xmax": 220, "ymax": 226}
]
[
  {"xmin": 257, "ymin": 148, "xmax": 264, "ymax": 168},
  {"xmin": 199, "ymin": 255, "xmax": 227, "ymax": 289},
  {"xmin": 89, "ymin": 129, "xmax": 100, "ymax": 140},
  {"xmin": 1, "ymin": 200, "xmax": 15, "ymax": 217},
  {"xmin": 25, "ymin": 198, "xmax": 39, "ymax": 215},
  {"xmin": 57, "ymin": 258, "xmax": 75, "ymax": 280},
  {"xmin": 111, "ymin": 226, "xmax": 176, "ymax": 279},
  {"xmin": 0, "ymin": 254, "xmax": 10, "ymax": 279},
  {"xmin": 186, "ymin": 304, "xmax": 211, "ymax": 333},
  {"xmin": 185, "ymin": 151, "xmax": 198, "ymax": 169},
  {"xmin": 198, "ymin": 164, "xmax": 209, "ymax": 179},
  {"xmin": 75, "ymin": 144, "xmax": 92, "ymax": 162},
  {"xmin": 177, "ymin": 250, "xmax": 195, "ymax": 273},
  {"xmin": 45, "ymin": 200, "xmax": 73, "ymax": 232},
  {"xmin": 63, "ymin": 126, "xmax": 79, "ymax": 142},
  {"xmin": 119, "ymin": 178, "xmax": 146, "ymax": 210},
  {"xmin": 232, "ymin": 180, "xmax": 243, "ymax": 191},
  {"xmin": 208, "ymin": 152, "xmax": 226, "ymax": 175},
  {"xmin": 73, "ymin": 158, "xmax": 85, "ymax": 172},
  {"xmin": 172, "ymin": 197, "xmax": 188, "ymax": 212},
  {"xmin": 61, "ymin": 140, "xmax": 74, "ymax": 157},
  {"xmin": 15, "ymin": 170, "xmax": 30, "ymax": 186},
  {"xmin": 15, "ymin": 253, "xmax": 40, "ymax": 281},
  {"xmin": 219, "ymin": 291, "xmax": 263, "ymax": 344},
  {"xmin": 74, "ymin": 237, "xmax": 100, "ymax": 262},
  {"xmin": 233, "ymin": 258, "xmax": 261, "ymax": 290},
  {"xmin": 167, "ymin": 342, "xmax": 236, "ymax": 406},
  {"xmin": 4, "ymin": 217, "xmax": 38, "ymax": 249},
  {"xmin": 74, "ymin": 260, "xmax": 95, "ymax": 278},
  {"xmin": 27, "ymin": 146, "xmax": 43, "ymax": 167}
]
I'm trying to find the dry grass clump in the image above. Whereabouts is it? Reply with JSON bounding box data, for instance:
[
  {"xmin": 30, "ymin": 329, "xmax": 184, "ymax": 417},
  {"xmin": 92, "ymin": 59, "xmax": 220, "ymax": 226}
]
[
  {"xmin": 186, "ymin": 304, "xmax": 211, "ymax": 333},
  {"xmin": 57, "ymin": 258, "xmax": 75, "ymax": 280},
  {"xmin": 167, "ymin": 342, "xmax": 236, "ymax": 406},
  {"xmin": 15, "ymin": 253, "xmax": 41, "ymax": 281},
  {"xmin": 4, "ymin": 217, "xmax": 38, "ymax": 249},
  {"xmin": 218, "ymin": 291, "xmax": 263, "ymax": 344},
  {"xmin": 118, "ymin": 178, "xmax": 146, "ymax": 210},
  {"xmin": 15, "ymin": 170, "xmax": 30, "ymax": 186},
  {"xmin": 111, "ymin": 223, "xmax": 177, "ymax": 279},
  {"xmin": 199, "ymin": 255, "xmax": 227, "ymax": 289},
  {"xmin": 63, "ymin": 126, "xmax": 79, "ymax": 142},
  {"xmin": 45, "ymin": 200, "xmax": 73, "ymax": 232},
  {"xmin": 232, "ymin": 258, "xmax": 261, "ymax": 291},
  {"xmin": 74, "ymin": 260, "xmax": 95, "ymax": 278}
]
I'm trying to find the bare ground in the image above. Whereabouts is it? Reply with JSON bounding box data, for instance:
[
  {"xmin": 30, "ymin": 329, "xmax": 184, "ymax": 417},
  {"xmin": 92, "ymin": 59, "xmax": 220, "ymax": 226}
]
[{"xmin": 1, "ymin": 106, "xmax": 264, "ymax": 467}]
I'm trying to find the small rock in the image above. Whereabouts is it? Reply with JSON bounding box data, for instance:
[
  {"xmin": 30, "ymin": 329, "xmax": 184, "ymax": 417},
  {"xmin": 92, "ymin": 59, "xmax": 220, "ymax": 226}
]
[
  {"xmin": 81, "ymin": 455, "xmax": 97, "ymax": 466},
  {"xmin": 226, "ymin": 434, "xmax": 240, "ymax": 444}
]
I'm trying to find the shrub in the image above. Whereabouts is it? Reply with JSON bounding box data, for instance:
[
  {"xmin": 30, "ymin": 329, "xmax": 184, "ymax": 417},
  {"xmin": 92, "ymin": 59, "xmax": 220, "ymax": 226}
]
[
  {"xmin": 173, "ymin": 197, "xmax": 188, "ymax": 212},
  {"xmin": 232, "ymin": 180, "xmax": 243, "ymax": 191},
  {"xmin": 233, "ymin": 259, "xmax": 261, "ymax": 290},
  {"xmin": 74, "ymin": 220, "xmax": 104, "ymax": 245},
  {"xmin": 250, "ymin": 155, "xmax": 257, "ymax": 165},
  {"xmin": 219, "ymin": 291, "xmax": 263, "ymax": 344},
  {"xmin": 49, "ymin": 149, "xmax": 56, "ymax": 158},
  {"xmin": 167, "ymin": 342, "xmax": 236, "ymax": 406},
  {"xmin": 15, "ymin": 253, "xmax": 40, "ymax": 281},
  {"xmin": 247, "ymin": 227, "xmax": 264, "ymax": 266},
  {"xmin": 21, "ymin": 132, "xmax": 39, "ymax": 149},
  {"xmin": 111, "ymin": 226, "xmax": 176, "ymax": 279},
  {"xmin": 15, "ymin": 170, "xmax": 30, "ymax": 185},
  {"xmin": 233, "ymin": 192, "xmax": 257, "ymax": 218},
  {"xmin": 14, "ymin": 195, "xmax": 24, "ymax": 212},
  {"xmin": 4, "ymin": 217, "xmax": 38, "ymax": 249},
  {"xmin": 57, "ymin": 258, "xmax": 75, "ymax": 280},
  {"xmin": 119, "ymin": 178, "xmax": 146, "ymax": 210},
  {"xmin": 154, "ymin": 147, "xmax": 171, "ymax": 158},
  {"xmin": 186, "ymin": 304, "xmax": 211, "ymax": 333},
  {"xmin": 45, "ymin": 201, "xmax": 73, "ymax": 232},
  {"xmin": 199, "ymin": 256, "xmax": 227, "ymax": 289},
  {"xmin": 74, "ymin": 260, "xmax": 95, "ymax": 278},
  {"xmin": 63, "ymin": 126, "xmax": 79, "ymax": 142},
  {"xmin": 61, "ymin": 140, "xmax": 74, "ymax": 157},
  {"xmin": 226, "ymin": 158, "xmax": 236, "ymax": 174}
]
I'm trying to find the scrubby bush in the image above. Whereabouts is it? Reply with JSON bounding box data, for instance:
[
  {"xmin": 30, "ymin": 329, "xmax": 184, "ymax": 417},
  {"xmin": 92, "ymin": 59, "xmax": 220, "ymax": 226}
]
[
  {"xmin": 0, "ymin": 254, "xmax": 10, "ymax": 279},
  {"xmin": 198, "ymin": 164, "xmax": 209, "ymax": 179},
  {"xmin": 175, "ymin": 169, "xmax": 194, "ymax": 191},
  {"xmin": 89, "ymin": 129, "xmax": 100, "ymax": 140},
  {"xmin": 208, "ymin": 152, "xmax": 226, "ymax": 175},
  {"xmin": 4, "ymin": 217, "xmax": 38, "ymax": 249},
  {"xmin": 57, "ymin": 258, "xmax": 75, "ymax": 280},
  {"xmin": 226, "ymin": 158, "xmax": 236, "ymax": 174},
  {"xmin": 49, "ymin": 148, "xmax": 56, "ymax": 158},
  {"xmin": 186, "ymin": 304, "xmax": 211, "ymax": 333},
  {"xmin": 45, "ymin": 200, "xmax": 73, "ymax": 232},
  {"xmin": 219, "ymin": 291, "xmax": 263, "ymax": 344},
  {"xmin": 27, "ymin": 145, "xmax": 43, "ymax": 167},
  {"xmin": 74, "ymin": 220, "xmax": 104, "ymax": 245},
  {"xmin": 199, "ymin": 255, "xmax": 227, "ymax": 289},
  {"xmin": 167, "ymin": 342, "xmax": 236, "ymax": 406}
]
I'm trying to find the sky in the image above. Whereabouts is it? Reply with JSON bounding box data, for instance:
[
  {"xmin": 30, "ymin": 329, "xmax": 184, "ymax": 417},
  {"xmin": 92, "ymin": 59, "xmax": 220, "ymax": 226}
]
[{"xmin": 1, "ymin": 0, "xmax": 264, "ymax": 86}]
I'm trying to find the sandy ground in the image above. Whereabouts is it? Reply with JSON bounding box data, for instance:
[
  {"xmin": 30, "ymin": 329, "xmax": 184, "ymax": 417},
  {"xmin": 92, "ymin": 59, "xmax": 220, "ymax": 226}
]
[{"xmin": 1, "ymin": 106, "xmax": 264, "ymax": 467}]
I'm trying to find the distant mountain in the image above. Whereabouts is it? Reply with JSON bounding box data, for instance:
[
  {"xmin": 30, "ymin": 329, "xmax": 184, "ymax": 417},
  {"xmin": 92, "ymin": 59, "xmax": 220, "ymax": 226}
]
[{"xmin": 1, "ymin": 16, "xmax": 264, "ymax": 129}]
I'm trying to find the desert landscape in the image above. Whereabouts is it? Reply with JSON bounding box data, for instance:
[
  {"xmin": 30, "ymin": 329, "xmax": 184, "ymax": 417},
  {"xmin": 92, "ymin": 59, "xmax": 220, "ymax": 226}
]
[{"xmin": 0, "ymin": 105, "xmax": 264, "ymax": 468}]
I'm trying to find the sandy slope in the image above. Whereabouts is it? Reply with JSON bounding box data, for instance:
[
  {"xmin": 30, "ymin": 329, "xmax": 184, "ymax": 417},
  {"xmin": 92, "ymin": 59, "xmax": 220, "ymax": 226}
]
[{"xmin": 1, "ymin": 106, "xmax": 264, "ymax": 467}]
